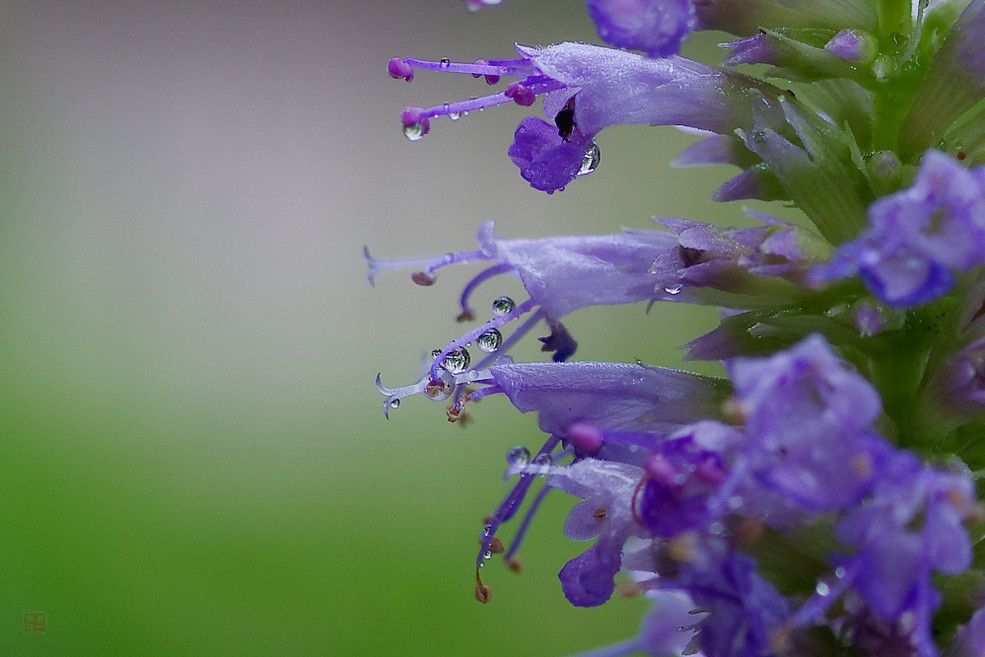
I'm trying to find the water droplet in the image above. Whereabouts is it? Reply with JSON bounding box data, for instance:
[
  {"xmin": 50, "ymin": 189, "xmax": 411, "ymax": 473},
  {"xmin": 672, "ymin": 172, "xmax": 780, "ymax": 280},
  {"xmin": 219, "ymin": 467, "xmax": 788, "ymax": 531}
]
[
  {"xmin": 402, "ymin": 123, "xmax": 425, "ymax": 142},
  {"xmin": 663, "ymin": 284, "xmax": 683, "ymax": 295},
  {"xmin": 440, "ymin": 57, "xmax": 451, "ymax": 68},
  {"xmin": 492, "ymin": 296, "xmax": 515, "ymax": 317},
  {"xmin": 389, "ymin": 399, "xmax": 400, "ymax": 409},
  {"xmin": 506, "ymin": 445, "xmax": 530, "ymax": 465},
  {"xmin": 577, "ymin": 143, "xmax": 600, "ymax": 176},
  {"xmin": 815, "ymin": 581, "xmax": 831, "ymax": 597},
  {"xmin": 483, "ymin": 550, "xmax": 493, "ymax": 560},
  {"xmin": 532, "ymin": 453, "xmax": 552, "ymax": 467},
  {"xmin": 476, "ymin": 328, "xmax": 503, "ymax": 352},
  {"xmin": 436, "ymin": 347, "xmax": 471, "ymax": 373},
  {"xmin": 449, "ymin": 111, "xmax": 461, "ymax": 121},
  {"xmin": 834, "ymin": 566, "xmax": 846, "ymax": 579},
  {"xmin": 424, "ymin": 369, "xmax": 456, "ymax": 401}
]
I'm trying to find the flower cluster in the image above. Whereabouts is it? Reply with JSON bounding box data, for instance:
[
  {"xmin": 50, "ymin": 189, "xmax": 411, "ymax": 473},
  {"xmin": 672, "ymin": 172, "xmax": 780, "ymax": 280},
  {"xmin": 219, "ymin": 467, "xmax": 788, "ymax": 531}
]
[{"xmin": 371, "ymin": 1, "xmax": 985, "ymax": 656}]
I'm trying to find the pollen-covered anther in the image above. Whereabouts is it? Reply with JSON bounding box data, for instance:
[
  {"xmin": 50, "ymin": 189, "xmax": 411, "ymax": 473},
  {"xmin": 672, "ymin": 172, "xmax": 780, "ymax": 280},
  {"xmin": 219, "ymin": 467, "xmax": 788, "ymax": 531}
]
[
  {"xmin": 734, "ymin": 517, "xmax": 764, "ymax": 546},
  {"xmin": 850, "ymin": 452, "xmax": 873, "ymax": 480},
  {"xmin": 474, "ymin": 567, "xmax": 492, "ymax": 604},
  {"xmin": 411, "ymin": 271, "xmax": 437, "ymax": 286},
  {"xmin": 667, "ymin": 531, "xmax": 697, "ymax": 563},
  {"xmin": 721, "ymin": 398, "xmax": 750, "ymax": 423},
  {"xmin": 615, "ymin": 580, "xmax": 641, "ymax": 598},
  {"xmin": 504, "ymin": 81, "xmax": 536, "ymax": 106},
  {"xmin": 387, "ymin": 57, "xmax": 414, "ymax": 82},
  {"xmin": 963, "ymin": 502, "xmax": 985, "ymax": 527},
  {"xmin": 487, "ymin": 536, "xmax": 505, "ymax": 554},
  {"xmin": 506, "ymin": 556, "xmax": 524, "ymax": 573},
  {"xmin": 456, "ymin": 309, "xmax": 475, "ymax": 322},
  {"xmin": 446, "ymin": 402, "xmax": 468, "ymax": 423},
  {"xmin": 768, "ymin": 624, "xmax": 794, "ymax": 655}
]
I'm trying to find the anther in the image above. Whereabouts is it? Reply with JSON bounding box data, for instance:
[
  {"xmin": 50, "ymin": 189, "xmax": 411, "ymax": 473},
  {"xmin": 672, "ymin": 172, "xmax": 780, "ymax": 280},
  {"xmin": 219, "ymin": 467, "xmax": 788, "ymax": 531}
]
[
  {"xmin": 471, "ymin": 59, "xmax": 501, "ymax": 85},
  {"xmin": 387, "ymin": 57, "xmax": 414, "ymax": 82},
  {"xmin": 474, "ymin": 567, "xmax": 492, "ymax": 604},
  {"xmin": 411, "ymin": 271, "xmax": 437, "ymax": 286},
  {"xmin": 505, "ymin": 82, "xmax": 536, "ymax": 106}
]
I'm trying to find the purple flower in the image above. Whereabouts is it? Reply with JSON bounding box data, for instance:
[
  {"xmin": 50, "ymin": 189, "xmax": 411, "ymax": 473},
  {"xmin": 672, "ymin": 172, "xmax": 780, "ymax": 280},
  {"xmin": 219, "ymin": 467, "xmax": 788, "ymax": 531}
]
[
  {"xmin": 370, "ymin": 222, "xmax": 705, "ymax": 413},
  {"xmin": 832, "ymin": 452, "xmax": 976, "ymax": 657},
  {"xmin": 534, "ymin": 459, "xmax": 644, "ymax": 606},
  {"xmin": 488, "ymin": 360, "xmax": 729, "ymax": 436},
  {"xmin": 637, "ymin": 431, "xmax": 733, "ymax": 538},
  {"xmin": 676, "ymin": 547, "xmax": 791, "ymax": 657},
  {"xmin": 586, "ymin": 0, "xmax": 696, "ymax": 58},
  {"xmin": 810, "ymin": 151, "xmax": 985, "ymax": 306},
  {"xmin": 649, "ymin": 214, "xmax": 826, "ymax": 304},
  {"xmin": 389, "ymin": 42, "xmax": 791, "ymax": 192},
  {"xmin": 730, "ymin": 334, "xmax": 885, "ymax": 510},
  {"xmin": 560, "ymin": 588, "xmax": 704, "ymax": 657}
]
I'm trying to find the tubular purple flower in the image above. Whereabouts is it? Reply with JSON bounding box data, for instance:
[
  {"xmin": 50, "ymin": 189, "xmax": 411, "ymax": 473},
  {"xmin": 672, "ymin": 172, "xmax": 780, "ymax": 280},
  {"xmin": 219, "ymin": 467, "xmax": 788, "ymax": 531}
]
[
  {"xmin": 389, "ymin": 42, "xmax": 793, "ymax": 192},
  {"xmin": 586, "ymin": 0, "xmax": 697, "ymax": 58},
  {"xmin": 531, "ymin": 459, "xmax": 644, "ymax": 606},
  {"xmin": 729, "ymin": 335, "xmax": 886, "ymax": 511},
  {"xmin": 649, "ymin": 214, "xmax": 827, "ymax": 304},
  {"xmin": 810, "ymin": 151, "xmax": 985, "ymax": 306},
  {"xmin": 369, "ymin": 222, "xmax": 704, "ymax": 413},
  {"xmin": 833, "ymin": 452, "xmax": 976, "ymax": 657},
  {"xmin": 675, "ymin": 548, "xmax": 791, "ymax": 657},
  {"xmin": 488, "ymin": 360, "xmax": 730, "ymax": 436}
]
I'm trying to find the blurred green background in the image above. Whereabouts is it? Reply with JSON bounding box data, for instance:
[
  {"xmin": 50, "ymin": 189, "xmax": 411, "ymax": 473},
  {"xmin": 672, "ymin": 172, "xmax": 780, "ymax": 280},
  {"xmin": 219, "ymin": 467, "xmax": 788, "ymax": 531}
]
[{"xmin": 0, "ymin": 2, "xmax": 774, "ymax": 655}]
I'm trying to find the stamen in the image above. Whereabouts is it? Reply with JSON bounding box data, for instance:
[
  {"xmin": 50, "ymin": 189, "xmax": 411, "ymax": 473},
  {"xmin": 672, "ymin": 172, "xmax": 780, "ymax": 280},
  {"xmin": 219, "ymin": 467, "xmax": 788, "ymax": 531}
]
[
  {"xmin": 386, "ymin": 57, "xmax": 414, "ymax": 82},
  {"xmin": 474, "ymin": 567, "xmax": 492, "ymax": 604},
  {"xmin": 458, "ymin": 263, "xmax": 514, "ymax": 320},
  {"xmin": 363, "ymin": 245, "xmax": 489, "ymax": 286},
  {"xmin": 470, "ymin": 59, "xmax": 501, "ymax": 85},
  {"xmin": 505, "ymin": 81, "xmax": 536, "ymax": 106},
  {"xmin": 477, "ymin": 435, "xmax": 560, "ymax": 568},
  {"xmin": 429, "ymin": 298, "xmax": 536, "ymax": 381},
  {"xmin": 401, "ymin": 55, "xmax": 538, "ymax": 78},
  {"xmin": 471, "ymin": 311, "xmax": 544, "ymax": 372},
  {"xmin": 503, "ymin": 484, "xmax": 552, "ymax": 563}
]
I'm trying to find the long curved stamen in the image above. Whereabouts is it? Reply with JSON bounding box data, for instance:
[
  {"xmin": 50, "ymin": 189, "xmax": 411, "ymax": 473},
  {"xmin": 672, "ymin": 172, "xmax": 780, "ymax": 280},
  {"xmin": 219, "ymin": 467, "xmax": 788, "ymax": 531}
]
[
  {"xmin": 458, "ymin": 263, "xmax": 514, "ymax": 320},
  {"xmin": 429, "ymin": 298, "xmax": 536, "ymax": 381},
  {"xmin": 503, "ymin": 478, "xmax": 553, "ymax": 563},
  {"xmin": 363, "ymin": 246, "xmax": 489, "ymax": 287},
  {"xmin": 472, "ymin": 309, "xmax": 545, "ymax": 371},
  {"xmin": 407, "ymin": 77, "xmax": 565, "ymax": 124},
  {"xmin": 478, "ymin": 436, "xmax": 560, "ymax": 568}
]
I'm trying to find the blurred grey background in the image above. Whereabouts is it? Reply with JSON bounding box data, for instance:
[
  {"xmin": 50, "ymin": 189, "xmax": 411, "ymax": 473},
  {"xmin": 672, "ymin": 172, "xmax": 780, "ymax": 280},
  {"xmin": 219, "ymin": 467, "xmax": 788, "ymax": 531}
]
[{"xmin": 0, "ymin": 2, "xmax": 751, "ymax": 655}]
